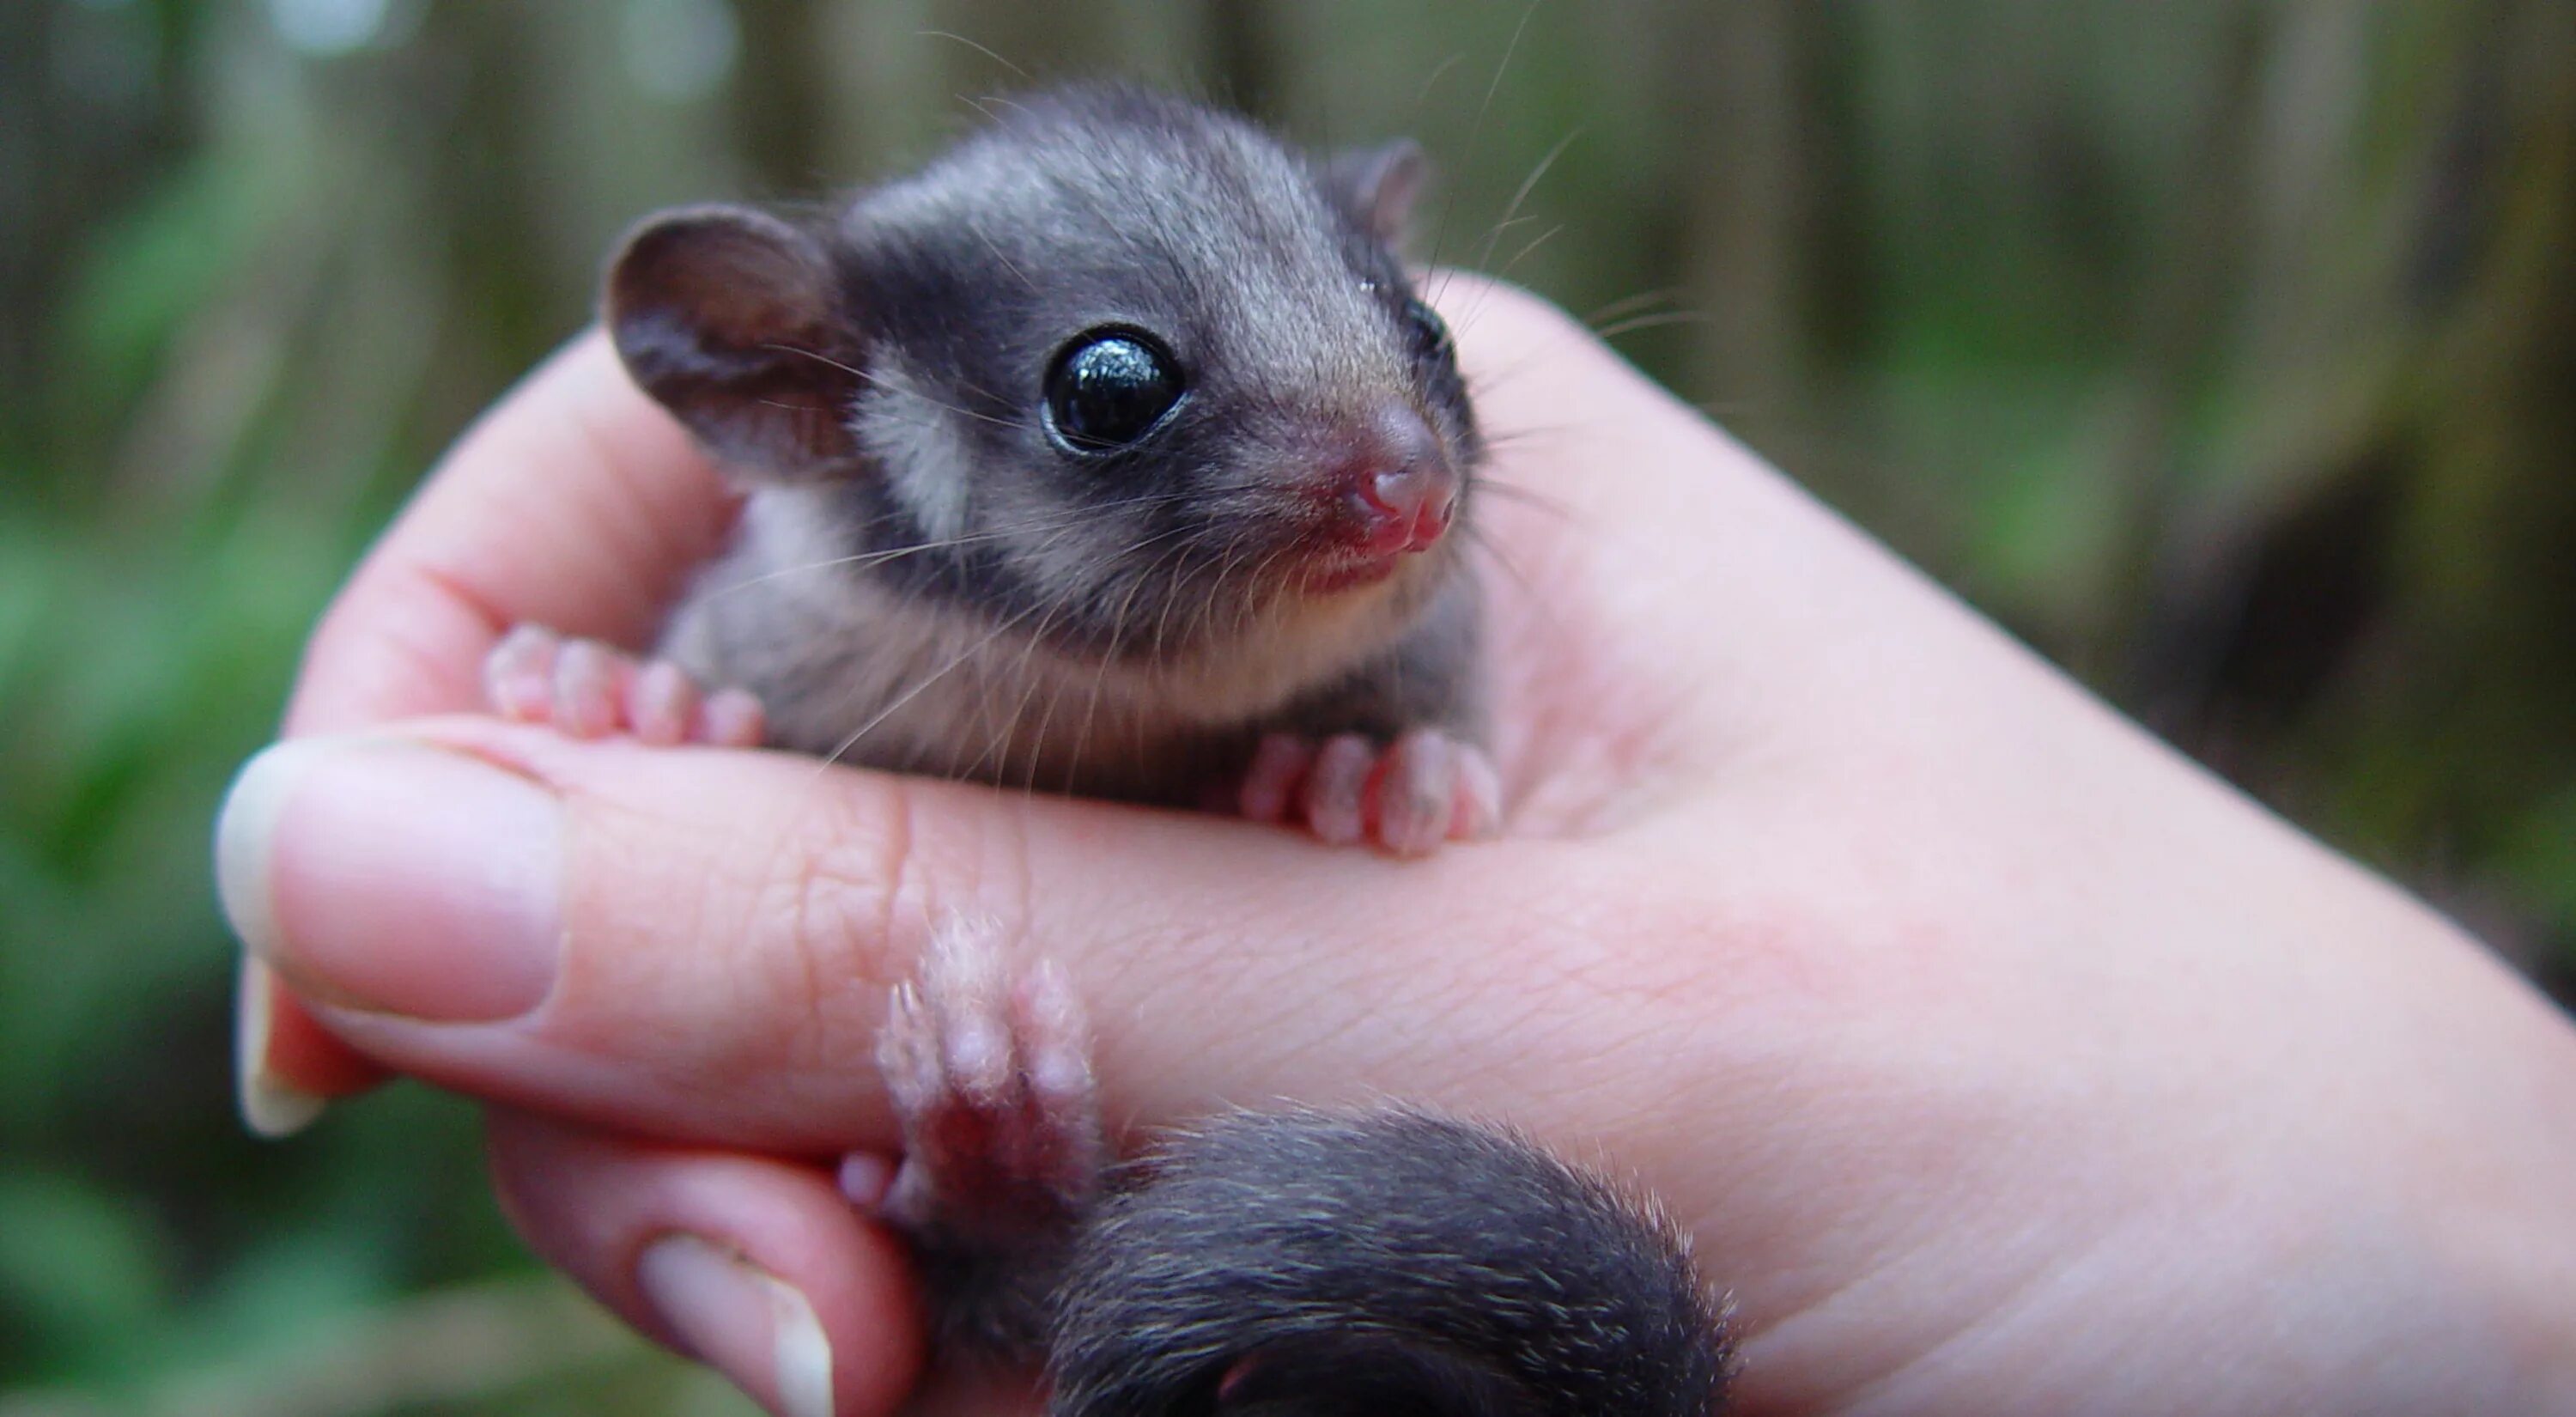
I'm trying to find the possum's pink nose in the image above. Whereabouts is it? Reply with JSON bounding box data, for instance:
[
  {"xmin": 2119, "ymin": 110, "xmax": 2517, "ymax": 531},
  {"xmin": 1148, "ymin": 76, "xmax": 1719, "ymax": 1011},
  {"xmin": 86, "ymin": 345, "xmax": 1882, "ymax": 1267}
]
[
  {"xmin": 1338, "ymin": 411, "xmax": 1455, "ymax": 557},
  {"xmin": 1356, "ymin": 466, "xmax": 1455, "ymax": 553}
]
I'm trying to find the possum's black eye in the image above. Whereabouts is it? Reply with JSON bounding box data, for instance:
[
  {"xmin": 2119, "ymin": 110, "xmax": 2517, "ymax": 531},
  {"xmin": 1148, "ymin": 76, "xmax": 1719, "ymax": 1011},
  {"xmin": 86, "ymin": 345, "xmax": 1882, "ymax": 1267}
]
[
  {"xmin": 1045, "ymin": 328, "xmax": 1184, "ymax": 453},
  {"xmin": 1401, "ymin": 297, "xmax": 1452, "ymax": 362}
]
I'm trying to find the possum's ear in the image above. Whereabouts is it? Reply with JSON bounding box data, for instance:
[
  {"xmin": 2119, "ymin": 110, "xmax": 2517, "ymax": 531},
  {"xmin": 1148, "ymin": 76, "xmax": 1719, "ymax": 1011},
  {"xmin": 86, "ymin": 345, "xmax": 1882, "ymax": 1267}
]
[
  {"xmin": 1325, "ymin": 140, "xmax": 1429, "ymax": 248},
  {"xmin": 605, "ymin": 205, "xmax": 860, "ymax": 478}
]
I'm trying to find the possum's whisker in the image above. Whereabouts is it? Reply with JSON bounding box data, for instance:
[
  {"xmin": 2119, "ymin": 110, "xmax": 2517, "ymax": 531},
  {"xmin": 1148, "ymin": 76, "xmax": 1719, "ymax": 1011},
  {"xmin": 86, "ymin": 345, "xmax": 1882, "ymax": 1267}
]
[
  {"xmin": 811, "ymin": 599, "xmax": 1054, "ymax": 776},
  {"xmin": 1111, "ymin": 547, "xmax": 1191, "ymax": 787},
  {"xmin": 1473, "ymin": 312, "xmax": 1722, "ymax": 423},
  {"xmin": 1168, "ymin": 517, "xmax": 1267, "ymax": 654},
  {"xmin": 811, "ymin": 496, "xmax": 1182, "ymax": 781},
  {"xmin": 702, "ymin": 492, "xmax": 1202, "ymax": 601},
  {"xmin": 1468, "ymin": 477, "xmax": 1571, "ymax": 520},
  {"xmin": 970, "ymin": 569, "xmax": 1076, "ymax": 791},
  {"xmin": 916, "ymin": 28, "xmax": 1030, "ymax": 82},
  {"xmin": 972, "ymin": 224, "xmax": 1038, "ymax": 293},
  {"xmin": 1473, "ymin": 128, "xmax": 1579, "ymax": 277},
  {"xmin": 1200, "ymin": 537, "xmax": 1299, "ymax": 660},
  {"xmin": 1409, "ymin": 53, "xmax": 1468, "ymax": 115},
  {"xmin": 1497, "ymin": 223, "xmax": 1565, "ymax": 281},
  {"xmin": 985, "ymin": 548, "xmax": 1091, "ymax": 795},
  {"xmin": 976, "ymin": 516, "xmax": 1179, "ymax": 791},
  {"xmin": 1180, "ymin": 519, "xmax": 1273, "ymax": 659},
  {"xmin": 1589, "ymin": 310, "xmax": 1716, "ymax": 343},
  {"xmin": 715, "ymin": 527, "xmax": 1030, "ymax": 590},
  {"xmin": 1065, "ymin": 528, "xmax": 1198, "ymax": 788},
  {"xmin": 758, "ymin": 344, "xmax": 1024, "ymax": 432},
  {"xmin": 1460, "ymin": 523, "xmax": 1536, "ymax": 596},
  {"xmin": 1472, "ymin": 422, "xmax": 1568, "ymax": 447},
  {"xmin": 1444, "ymin": 279, "xmax": 1694, "ymax": 398},
  {"xmin": 1067, "ymin": 569, "xmax": 1145, "ymax": 794},
  {"xmin": 962, "ymin": 505, "xmax": 1170, "ymax": 788},
  {"xmin": 1579, "ymin": 287, "xmax": 1689, "ymax": 330},
  {"xmin": 1139, "ymin": 534, "xmax": 1199, "ymax": 668},
  {"xmin": 1469, "ymin": 520, "xmax": 1577, "ymax": 653},
  {"xmin": 1428, "ymin": 0, "xmax": 1542, "ymax": 308},
  {"xmin": 1456, "ymin": 132, "xmax": 1577, "ymax": 341},
  {"xmin": 986, "ymin": 519, "xmax": 1201, "ymax": 794},
  {"xmin": 1164, "ymin": 529, "xmax": 1249, "ymax": 672}
]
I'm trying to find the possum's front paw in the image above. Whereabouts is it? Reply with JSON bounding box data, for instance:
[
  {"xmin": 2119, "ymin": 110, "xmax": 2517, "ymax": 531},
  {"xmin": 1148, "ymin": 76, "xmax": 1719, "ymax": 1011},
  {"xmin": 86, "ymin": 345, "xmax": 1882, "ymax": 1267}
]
[
  {"xmin": 1237, "ymin": 728, "xmax": 1503, "ymax": 857},
  {"xmin": 481, "ymin": 624, "xmax": 766, "ymax": 747},
  {"xmin": 866, "ymin": 921, "xmax": 1106, "ymax": 1246}
]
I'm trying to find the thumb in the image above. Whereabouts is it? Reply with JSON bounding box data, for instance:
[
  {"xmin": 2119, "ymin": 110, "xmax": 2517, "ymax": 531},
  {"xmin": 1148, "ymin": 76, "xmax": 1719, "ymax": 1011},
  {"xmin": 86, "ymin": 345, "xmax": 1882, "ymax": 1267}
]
[{"xmin": 212, "ymin": 717, "xmax": 1583, "ymax": 1153}]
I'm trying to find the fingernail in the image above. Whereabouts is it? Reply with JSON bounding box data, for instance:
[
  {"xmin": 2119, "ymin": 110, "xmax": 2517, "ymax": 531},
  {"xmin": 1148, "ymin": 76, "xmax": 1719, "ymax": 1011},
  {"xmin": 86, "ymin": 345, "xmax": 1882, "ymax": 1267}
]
[
  {"xmin": 234, "ymin": 957, "xmax": 328, "ymax": 1138},
  {"xmin": 638, "ymin": 1234, "xmax": 836, "ymax": 1417},
  {"xmin": 216, "ymin": 736, "xmax": 562, "ymax": 1022}
]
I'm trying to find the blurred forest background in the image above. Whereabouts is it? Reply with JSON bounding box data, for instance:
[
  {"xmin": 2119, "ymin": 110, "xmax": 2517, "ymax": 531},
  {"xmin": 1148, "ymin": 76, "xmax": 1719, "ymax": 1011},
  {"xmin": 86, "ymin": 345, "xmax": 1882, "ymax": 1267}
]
[{"xmin": 3, "ymin": 0, "xmax": 2573, "ymax": 1410}]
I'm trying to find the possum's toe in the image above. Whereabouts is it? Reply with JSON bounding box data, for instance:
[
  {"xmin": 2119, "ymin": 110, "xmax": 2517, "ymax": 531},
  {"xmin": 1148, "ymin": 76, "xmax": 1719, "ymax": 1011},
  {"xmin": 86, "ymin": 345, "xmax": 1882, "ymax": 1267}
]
[
  {"xmin": 1302, "ymin": 734, "xmax": 1377, "ymax": 846},
  {"xmin": 871, "ymin": 921, "xmax": 1106, "ymax": 1239},
  {"xmin": 479, "ymin": 623, "xmax": 766, "ymax": 746},
  {"xmin": 1253, "ymin": 728, "xmax": 1502, "ymax": 855}
]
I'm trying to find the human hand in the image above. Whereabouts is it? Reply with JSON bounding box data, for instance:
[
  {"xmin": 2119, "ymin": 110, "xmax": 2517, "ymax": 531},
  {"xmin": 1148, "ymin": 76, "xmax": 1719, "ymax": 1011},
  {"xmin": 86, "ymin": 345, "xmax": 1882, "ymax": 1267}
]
[{"xmin": 216, "ymin": 277, "xmax": 2576, "ymax": 1415}]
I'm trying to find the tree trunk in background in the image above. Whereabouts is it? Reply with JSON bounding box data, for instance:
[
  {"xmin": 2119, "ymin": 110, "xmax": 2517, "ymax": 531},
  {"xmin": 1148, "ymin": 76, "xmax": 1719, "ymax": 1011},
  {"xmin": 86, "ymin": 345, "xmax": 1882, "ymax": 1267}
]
[
  {"xmin": 0, "ymin": 3, "xmax": 53, "ymax": 467},
  {"xmin": 1659, "ymin": 0, "xmax": 1812, "ymax": 453},
  {"xmin": 2128, "ymin": 0, "xmax": 2576, "ymax": 983},
  {"xmin": 732, "ymin": 3, "xmax": 839, "ymax": 196},
  {"xmin": 2096, "ymin": 6, "xmax": 2267, "ymax": 679}
]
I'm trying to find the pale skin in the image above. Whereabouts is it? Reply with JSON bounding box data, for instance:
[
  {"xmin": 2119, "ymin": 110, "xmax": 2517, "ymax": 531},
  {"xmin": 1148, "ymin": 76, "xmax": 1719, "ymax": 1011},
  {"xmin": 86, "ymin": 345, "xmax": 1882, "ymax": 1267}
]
[{"xmin": 217, "ymin": 277, "xmax": 2576, "ymax": 1416}]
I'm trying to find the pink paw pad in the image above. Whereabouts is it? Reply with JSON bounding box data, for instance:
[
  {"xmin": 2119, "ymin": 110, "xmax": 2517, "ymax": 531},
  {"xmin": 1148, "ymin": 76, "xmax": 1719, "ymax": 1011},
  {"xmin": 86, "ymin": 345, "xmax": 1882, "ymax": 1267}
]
[
  {"xmin": 1237, "ymin": 727, "xmax": 1502, "ymax": 856},
  {"xmin": 482, "ymin": 624, "xmax": 766, "ymax": 748},
  {"xmin": 867, "ymin": 921, "xmax": 1105, "ymax": 1238}
]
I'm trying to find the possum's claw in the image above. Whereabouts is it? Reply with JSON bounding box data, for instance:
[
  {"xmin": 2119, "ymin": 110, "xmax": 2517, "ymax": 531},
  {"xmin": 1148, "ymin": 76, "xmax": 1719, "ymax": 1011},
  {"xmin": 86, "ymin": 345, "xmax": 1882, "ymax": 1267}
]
[
  {"xmin": 1239, "ymin": 727, "xmax": 1501, "ymax": 856},
  {"xmin": 870, "ymin": 921, "xmax": 1106, "ymax": 1244},
  {"xmin": 482, "ymin": 624, "xmax": 766, "ymax": 748}
]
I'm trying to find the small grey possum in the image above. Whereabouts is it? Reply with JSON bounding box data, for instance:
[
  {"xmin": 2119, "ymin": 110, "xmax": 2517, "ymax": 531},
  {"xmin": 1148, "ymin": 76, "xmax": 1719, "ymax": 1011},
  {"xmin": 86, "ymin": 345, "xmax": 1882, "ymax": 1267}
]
[
  {"xmin": 488, "ymin": 83, "xmax": 1498, "ymax": 856},
  {"xmin": 483, "ymin": 86, "xmax": 1735, "ymax": 1416}
]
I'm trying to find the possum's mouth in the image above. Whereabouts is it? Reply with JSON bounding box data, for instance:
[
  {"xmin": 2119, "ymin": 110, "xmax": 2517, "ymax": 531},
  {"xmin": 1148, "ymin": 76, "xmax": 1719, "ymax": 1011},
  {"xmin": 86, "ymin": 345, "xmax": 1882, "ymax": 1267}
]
[{"xmin": 1291, "ymin": 550, "xmax": 1408, "ymax": 595}]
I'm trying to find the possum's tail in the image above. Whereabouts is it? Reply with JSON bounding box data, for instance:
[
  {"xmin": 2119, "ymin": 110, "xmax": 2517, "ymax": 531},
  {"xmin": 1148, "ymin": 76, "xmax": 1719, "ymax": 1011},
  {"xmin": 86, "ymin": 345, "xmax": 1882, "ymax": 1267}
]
[{"xmin": 1045, "ymin": 1107, "xmax": 1735, "ymax": 1417}]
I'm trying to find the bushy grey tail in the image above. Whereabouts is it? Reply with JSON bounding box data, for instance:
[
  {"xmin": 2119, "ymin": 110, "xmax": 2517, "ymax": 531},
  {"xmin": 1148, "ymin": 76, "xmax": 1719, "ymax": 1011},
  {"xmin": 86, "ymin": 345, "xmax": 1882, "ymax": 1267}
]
[{"xmin": 1045, "ymin": 1108, "xmax": 1735, "ymax": 1417}]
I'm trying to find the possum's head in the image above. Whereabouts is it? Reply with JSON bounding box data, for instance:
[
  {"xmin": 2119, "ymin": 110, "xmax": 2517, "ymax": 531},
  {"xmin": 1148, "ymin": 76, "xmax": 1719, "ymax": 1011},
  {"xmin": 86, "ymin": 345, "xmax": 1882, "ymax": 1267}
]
[{"xmin": 605, "ymin": 87, "xmax": 1478, "ymax": 680}]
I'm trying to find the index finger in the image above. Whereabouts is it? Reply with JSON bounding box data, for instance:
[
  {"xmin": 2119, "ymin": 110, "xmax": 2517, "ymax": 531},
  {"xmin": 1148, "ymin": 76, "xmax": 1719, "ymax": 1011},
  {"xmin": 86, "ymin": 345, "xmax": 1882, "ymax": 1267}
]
[{"xmin": 285, "ymin": 330, "xmax": 739, "ymax": 734}]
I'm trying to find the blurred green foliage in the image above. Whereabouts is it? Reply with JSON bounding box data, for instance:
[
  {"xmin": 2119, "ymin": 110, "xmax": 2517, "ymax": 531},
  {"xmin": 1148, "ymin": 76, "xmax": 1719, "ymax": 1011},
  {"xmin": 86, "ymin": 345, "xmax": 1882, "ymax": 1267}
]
[{"xmin": 3, "ymin": 0, "xmax": 2570, "ymax": 1409}]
